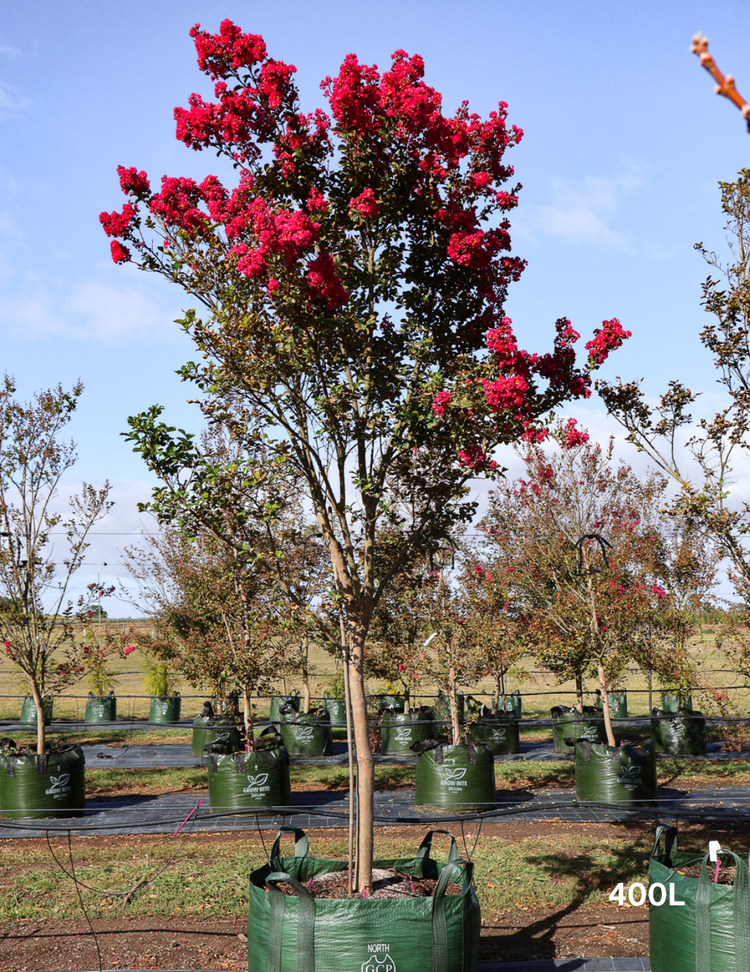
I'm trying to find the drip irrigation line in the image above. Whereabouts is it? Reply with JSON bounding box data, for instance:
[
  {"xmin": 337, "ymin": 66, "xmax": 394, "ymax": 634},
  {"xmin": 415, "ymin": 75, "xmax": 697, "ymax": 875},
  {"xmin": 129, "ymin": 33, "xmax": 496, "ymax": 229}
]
[
  {"xmin": 44, "ymin": 811, "xmax": 200, "ymax": 896},
  {"xmin": 66, "ymin": 828, "xmax": 103, "ymax": 972}
]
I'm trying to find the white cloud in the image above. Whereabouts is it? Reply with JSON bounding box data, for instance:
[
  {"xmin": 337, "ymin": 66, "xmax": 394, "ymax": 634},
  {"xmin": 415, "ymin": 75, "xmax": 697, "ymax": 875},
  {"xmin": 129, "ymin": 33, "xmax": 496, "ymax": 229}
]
[
  {"xmin": 515, "ymin": 166, "xmax": 648, "ymax": 249},
  {"xmin": 0, "ymin": 79, "xmax": 30, "ymax": 113},
  {"xmin": 0, "ymin": 277, "xmax": 183, "ymax": 343}
]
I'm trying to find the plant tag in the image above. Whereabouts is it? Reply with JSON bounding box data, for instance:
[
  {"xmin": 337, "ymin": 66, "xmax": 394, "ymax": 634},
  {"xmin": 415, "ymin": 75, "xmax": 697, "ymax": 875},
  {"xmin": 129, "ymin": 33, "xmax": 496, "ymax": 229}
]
[{"xmin": 709, "ymin": 840, "xmax": 722, "ymax": 862}]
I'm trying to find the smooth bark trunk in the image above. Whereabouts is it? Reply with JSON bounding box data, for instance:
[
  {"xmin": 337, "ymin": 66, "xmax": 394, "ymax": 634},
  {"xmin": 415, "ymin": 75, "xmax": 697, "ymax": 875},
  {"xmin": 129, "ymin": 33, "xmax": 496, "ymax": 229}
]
[
  {"xmin": 448, "ymin": 666, "xmax": 461, "ymax": 746},
  {"xmin": 243, "ymin": 685, "xmax": 254, "ymax": 750},
  {"xmin": 347, "ymin": 628, "xmax": 373, "ymax": 891},
  {"xmin": 31, "ymin": 678, "xmax": 45, "ymax": 755},
  {"xmin": 575, "ymin": 673, "xmax": 584, "ymax": 713}
]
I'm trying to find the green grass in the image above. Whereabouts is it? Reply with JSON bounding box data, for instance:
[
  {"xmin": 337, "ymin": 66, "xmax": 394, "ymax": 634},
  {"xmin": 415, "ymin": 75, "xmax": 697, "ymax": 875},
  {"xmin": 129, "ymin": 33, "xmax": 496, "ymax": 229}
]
[{"xmin": 0, "ymin": 827, "xmax": 655, "ymax": 922}]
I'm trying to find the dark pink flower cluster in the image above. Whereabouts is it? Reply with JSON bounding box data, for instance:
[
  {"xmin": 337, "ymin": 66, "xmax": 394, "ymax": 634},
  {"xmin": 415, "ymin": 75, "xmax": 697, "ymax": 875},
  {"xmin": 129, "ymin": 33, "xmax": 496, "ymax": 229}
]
[
  {"xmin": 521, "ymin": 423, "xmax": 549, "ymax": 444},
  {"xmin": 110, "ymin": 241, "xmax": 131, "ymax": 264},
  {"xmin": 117, "ymin": 166, "xmax": 150, "ymax": 199},
  {"xmin": 651, "ymin": 584, "xmax": 667, "ymax": 600},
  {"xmin": 432, "ymin": 390, "xmax": 451, "ymax": 417},
  {"xmin": 99, "ymin": 203, "xmax": 137, "ymax": 238},
  {"xmin": 447, "ymin": 227, "xmax": 508, "ymax": 269},
  {"xmin": 458, "ymin": 444, "xmax": 496, "ymax": 472},
  {"xmin": 561, "ymin": 418, "xmax": 589, "ymax": 450},
  {"xmin": 585, "ymin": 318, "xmax": 631, "ymax": 365},
  {"xmin": 149, "ymin": 176, "xmax": 208, "ymax": 235},
  {"xmin": 190, "ymin": 20, "xmax": 267, "ymax": 80},
  {"xmin": 306, "ymin": 253, "xmax": 349, "ymax": 309},
  {"xmin": 349, "ymin": 188, "xmax": 379, "ymax": 219},
  {"xmin": 123, "ymin": 645, "xmax": 136, "ymax": 655}
]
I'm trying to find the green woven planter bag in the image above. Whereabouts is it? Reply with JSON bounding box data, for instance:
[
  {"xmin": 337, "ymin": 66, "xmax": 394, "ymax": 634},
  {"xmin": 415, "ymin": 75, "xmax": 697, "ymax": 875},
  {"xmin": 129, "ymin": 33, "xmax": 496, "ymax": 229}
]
[
  {"xmin": 377, "ymin": 692, "xmax": 407, "ymax": 713},
  {"xmin": 84, "ymin": 692, "xmax": 117, "ymax": 724},
  {"xmin": 574, "ymin": 741, "xmax": 657, "ymax": 805},
  {"xmin": 278, "ymin": 708, "xmax": 333, "ymax": 756},
  {"xmin": 0, "ymin": 744, "xmax": 85, "ymax": 818},
  {"xmin": 468, "ymin": 709, "xmax": 520, "ymax": 755},
  {"xmin": 248, "ymin": 827, "xmax": 480, "ymax": 972},
  {"xmin": 380, "ymin": 708, "xmax": 435, "ymax": 755},
  {"xmin": 595, "ymin": 690, "xmax": 628, "ymax": 719},
  {"xmin": 649, "ymin": 824, "xmax": 750, "ymax": 972},
  {"xmin": 192, "ymin": 713, "xmax": 243, "ymax": 757},
  {"xmin": 322, "ymin": 694, "xmax": 347, "ymax": 727},
  {"xmin": 661, "ymin": 691, "xmax": 693, "ymax": 713},
  {"xmin": 650, "ymin": 708, "xmax": 707, "ymax": 755},
  {"xmin": 270, "ymin": 691, "xmax": 301, "ymax": 723},
  {"xmin": 551, "ymin": 705, "xmax": 604, "ymax": 753},
  {"xmin": 148, "ymin": 693, "xmax": 181, "ymax": 724},
  {"xmin": 434, "ymin": 690, "xmax": 464, "ymax": 729},
  {"xmin": 498, "ymin": 690, "xmax": 522, "ymax": 719},
  {"xmin": 207, "ymin": 743, "xmax": 291, "ymax": 812},
  {"xmin": 20, "ymin": 695, "xmax": 53, "ymax": 725},
  {"xmin": 415, "ymin": 742, "xmax": 495, "ymax": 811}
]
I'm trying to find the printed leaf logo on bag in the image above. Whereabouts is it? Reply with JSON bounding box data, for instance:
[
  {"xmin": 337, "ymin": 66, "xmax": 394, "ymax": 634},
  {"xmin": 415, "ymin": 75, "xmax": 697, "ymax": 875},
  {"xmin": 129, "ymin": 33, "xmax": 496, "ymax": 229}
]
[
  {"xmin": 395, "ymin": 727, "xmax": 413, "ymax": 742},
  {"xmin": 490, "ymin": 729, "xmax": 507, "ymax": 741},
  {"xmin": 296, "ymin": 725, "xmax": 315, "ymax": 740},
  {"xmin": 213, "ymin": 732, "xmax": 230, "ymax": 741},
  {"xmin": 620, "ymin": 765, "xmax": 641, "ymax": 781},
  {"xmin": 362, "ymin": 944, "xmax": 396, "ymax": 972},
  {"xmin": 45, "ymin": 773, "xmax": 72, "ymax": 797},
  {"xmin": 243, "ymin": 773, "xmax": 271, "ymax": 794},
  {"xmin": 441, "ymin": 767, "xmax": 468, "ymax": 788},
  {"xmin": 581, "ymin": 726, "xmax": 599, "ymax": 740}
]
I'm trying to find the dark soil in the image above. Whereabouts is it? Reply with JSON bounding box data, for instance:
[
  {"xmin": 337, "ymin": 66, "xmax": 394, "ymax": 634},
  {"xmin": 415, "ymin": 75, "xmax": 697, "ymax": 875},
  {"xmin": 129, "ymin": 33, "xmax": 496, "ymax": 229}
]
[{"xmin": 275, "ymin": 869, "xmax": 462, "ymax": 899}]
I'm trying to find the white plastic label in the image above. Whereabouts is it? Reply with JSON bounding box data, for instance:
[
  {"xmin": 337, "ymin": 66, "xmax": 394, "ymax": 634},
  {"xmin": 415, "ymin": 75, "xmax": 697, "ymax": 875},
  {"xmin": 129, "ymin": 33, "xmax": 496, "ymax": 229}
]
[{"xmin": 709, "ymin": 841, "xmax": 722, "ymax": 863}]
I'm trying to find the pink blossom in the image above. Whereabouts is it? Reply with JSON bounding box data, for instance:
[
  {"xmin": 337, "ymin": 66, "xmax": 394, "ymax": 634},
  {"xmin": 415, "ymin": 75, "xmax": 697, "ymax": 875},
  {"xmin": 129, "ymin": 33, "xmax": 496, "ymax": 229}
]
[
  {"xmin": 110, "ymin": 241, "xmax": 132, "ymax": 264},
  {"xmin": 349, "ymin": 188, "xmax": 379, "ymax": 219},
  {"xmin": 123, "ymin": 646, "xmax": 136, "ymax": 655},
  {"xmin": 651, "ymin": 584, "xmax": 667, "ymax": 600},
  {"xmin": 432, "ymin": 390, "xmax": 451, "ymax": 417},
  {"xmin": 561, "ymin": 418, "xmax": 589, "ymax": 450}
]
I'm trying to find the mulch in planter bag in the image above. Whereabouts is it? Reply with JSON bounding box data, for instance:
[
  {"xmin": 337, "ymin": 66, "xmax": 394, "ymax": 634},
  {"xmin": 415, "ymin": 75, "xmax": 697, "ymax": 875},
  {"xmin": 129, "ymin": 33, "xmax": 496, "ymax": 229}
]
[
  {"xmin": 278, "ymin": 707, "xmax": 333, "ymax": 756},
  {"xmin": 649, "ymin": 823, "xmax": 750, "ymax": 972},
  {"xmin": 270, "ymin": 691, "xmax": 301, "ymax": 723},
  {"xmin": 0, "ymin": 743, "xmax": 85, "ymax": 818},
  {"xmin": 551, "ymin": 705, "xmax": 604, "ymax": 753},
  {"xmin": 149, "ymin": 693, "xmax": 181, "ymax": 724},
  {"xmin": 248, "ymin": 826, "xmax": 480, "ymax": 972},
  {"xmin": 435, "ymin": 690, "xmax": 465, "ymax": 729},
  {"xmin": 414, "ymin": 741, "xmax": 495, "ymax": 811},
  {"xmin": 650, "ymin": 708, "xmax": 707, "ymax": 756},
  {"xmin": 467, "ymin": 707, "xmax": 520, "ymax": 755},
  {"xmin": 380, "ymin": 707, "xmax": 435, "ymax": 755},
  {"xmin": 207, "ymin": 734, "xmax": 290, "ymax": 812},
  {"xmin": 322, "ymin": 693, "xmax": 347, "ymax": 727},
  {"xmin": 574, "ymin": 740, "xmax": 657, "ymax": 805},
  {"xmin": 85, "ymin": 691, "xmax": 117, "ymax": 724},
  {"xmin": 20, "ymin": 695, "xmax": 53, "ymax": 725},
  {"xmin": 192, "ymin": 711, "xmax": 243, "ymax": 757}
]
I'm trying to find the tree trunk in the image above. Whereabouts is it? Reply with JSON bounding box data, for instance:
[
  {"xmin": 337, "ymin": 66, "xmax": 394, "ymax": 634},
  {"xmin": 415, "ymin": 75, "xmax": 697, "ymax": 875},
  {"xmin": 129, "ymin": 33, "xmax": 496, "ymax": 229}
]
[
  {"xmin": 597, "ymin": 659, "xmax": 616, "ymax": 747},
  {"xmin": 493, "ymin": 674, "xmax": 502, "ymax": 715},
  {"xmin": 30, "ymin": 678, "xmax": 45, "ymax": 756},
  {"xmin": 301, "ymin": 635, "xmax": 311, "ymax": 713},
  {"xmin": 347, "ymin": 627, "xmax": 373, "ymax": 891},
  {"xmin": 243, "ymin": 685, "xmax": 254, "ymax": 750},
  {"xmin": 575, "ymin": 673, "xmax": 584, "ymax": 713},
  {"xmin": 448, "ymin": 665, "xmax": 461, "ymax": 746}
]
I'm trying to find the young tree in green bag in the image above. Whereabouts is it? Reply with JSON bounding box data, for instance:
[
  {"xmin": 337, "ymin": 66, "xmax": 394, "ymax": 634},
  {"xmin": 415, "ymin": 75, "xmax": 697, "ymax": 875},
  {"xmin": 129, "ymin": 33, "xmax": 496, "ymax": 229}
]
[
  {"xmin": 0, "ymin": 376, "xmax": 113, "ymax": 754},
  {"xmin": 104, "ymin": 20, "xmax": 628, "ymax": 888}
]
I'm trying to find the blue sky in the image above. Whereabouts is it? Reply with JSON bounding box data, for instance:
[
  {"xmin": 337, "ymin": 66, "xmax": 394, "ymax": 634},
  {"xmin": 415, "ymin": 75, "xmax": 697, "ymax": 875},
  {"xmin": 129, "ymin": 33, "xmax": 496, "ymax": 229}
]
[{"xmin": 2, "ymin": 0, "xmax": 749, "ymax": 607}]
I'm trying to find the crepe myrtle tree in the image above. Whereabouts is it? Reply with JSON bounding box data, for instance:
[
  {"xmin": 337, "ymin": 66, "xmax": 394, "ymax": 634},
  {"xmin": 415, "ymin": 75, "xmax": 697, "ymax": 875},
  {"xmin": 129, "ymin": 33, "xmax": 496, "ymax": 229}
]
[
  {"xmin": 102, "ymin": 20, "xmax": 628, "ymax": 889},
  {"xmin": 0, "ymin": 376, "xmax": 113, "ymax": 754},
  {"xmin": 479, "ymin": 420, "xmax": 691, "ymax": 746}
]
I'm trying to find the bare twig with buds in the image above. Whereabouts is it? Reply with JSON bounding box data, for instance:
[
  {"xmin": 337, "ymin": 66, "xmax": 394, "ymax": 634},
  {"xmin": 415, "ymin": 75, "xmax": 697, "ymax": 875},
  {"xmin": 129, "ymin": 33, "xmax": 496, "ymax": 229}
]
[{"xmin": 692, "ymin": 33, "xmax": 750, "ymax": 131}]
